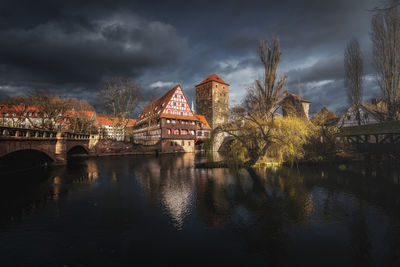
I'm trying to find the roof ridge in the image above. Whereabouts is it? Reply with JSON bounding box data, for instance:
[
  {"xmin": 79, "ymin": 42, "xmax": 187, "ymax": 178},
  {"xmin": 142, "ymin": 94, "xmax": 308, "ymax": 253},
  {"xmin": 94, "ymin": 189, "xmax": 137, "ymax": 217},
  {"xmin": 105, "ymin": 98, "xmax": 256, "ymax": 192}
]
[{"xmin": 196, "ymin": 74, "xmax": 229, "ymax": 86}]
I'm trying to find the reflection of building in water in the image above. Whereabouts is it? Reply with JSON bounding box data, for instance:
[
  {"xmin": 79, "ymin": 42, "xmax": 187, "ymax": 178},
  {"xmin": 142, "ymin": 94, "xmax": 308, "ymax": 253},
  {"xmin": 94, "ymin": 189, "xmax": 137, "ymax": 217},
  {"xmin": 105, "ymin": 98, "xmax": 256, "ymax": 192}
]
[
  {"xmin": 86, "ymin": 160, "xmax": 99, "ymax": 180},
  {"xmin": 160, "ymin": 172, "xmax": 194, "ymax": 229},
  {"xmin": 195, "ymin": 168, "xmax": 232, "ymax": 228},
  {"xmin": 135, "ymin": 154, "xmax": 195, "ymax": 230},
  {"xmin": 52, "ymin": 176, "xmax": 62, "ymax": 200}
]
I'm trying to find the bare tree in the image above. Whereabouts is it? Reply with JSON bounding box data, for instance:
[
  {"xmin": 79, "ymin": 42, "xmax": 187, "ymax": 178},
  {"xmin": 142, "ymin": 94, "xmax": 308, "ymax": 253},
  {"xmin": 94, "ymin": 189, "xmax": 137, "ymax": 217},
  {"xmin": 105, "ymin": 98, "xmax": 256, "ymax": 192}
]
[
  {"xmin": 28, "ymin": 91, "xmax": 74, "ymax": 130},
  {"xmin": 219, "ymin": 38, "xmax": 287, "ymax": 166},
  {"xmin": 68, "ymin": 98, "xmax": 97, "ymax": 134},
  {"xmin": 371, "ymin": 6, "xmax": 400, "ymax": 120},
  {"xmin": 373, "ymin": 0, "xmax": 400, "ymax": 11},
  {"xmin": 4, "ymin": 96, "xmax": 34, "ymax": 128},
  {"xmin": 100, "ymin": 77, "xmax": 142, "ymax": 140},
  {"xmin": 344, "ymin": 38, "xmax": 364, "ymax": 125}
]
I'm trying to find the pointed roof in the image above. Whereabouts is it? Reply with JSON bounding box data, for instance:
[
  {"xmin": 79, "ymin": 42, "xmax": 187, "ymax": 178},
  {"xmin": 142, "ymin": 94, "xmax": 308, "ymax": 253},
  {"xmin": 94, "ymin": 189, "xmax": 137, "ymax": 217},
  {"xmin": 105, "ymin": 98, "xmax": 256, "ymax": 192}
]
[
  {"xmin": 195, "ymin": 115, "xmax": 211, "ymax": 129},
  {"xmin": 281, "ymin": 91, "xmax": 311, "ymax": 103},
  {"xmin": 138, "ymin": 84, "xmax": 181, "ymax": 121},
  {"xmin": 312, "ymin": 106, "xmax": 339, "ymax": 126},
  {"xmin": 196, "ymin": 73, "xmax": 229, "ymax": 86}
]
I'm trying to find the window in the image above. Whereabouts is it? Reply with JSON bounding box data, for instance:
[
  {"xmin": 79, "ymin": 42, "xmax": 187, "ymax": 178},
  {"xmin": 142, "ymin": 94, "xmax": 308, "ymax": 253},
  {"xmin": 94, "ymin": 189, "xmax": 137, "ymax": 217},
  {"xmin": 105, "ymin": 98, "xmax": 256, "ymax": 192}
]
[
  {"xmin": 170, "ymin": 142, "xmax": 173, "ymax": 146},
  {"xmin": 167, "ymin": 119, "xmax": 171, "ymax": 123},
  {"xmin": 188, "ymin": 142, "xmax": 191, "ymax": 146},
  {"xmin": 167, "ymin": 129, "xmax": 171, "ymax": 134},
  {"xmin": 180, "ymin": 112, "xmax": 183, "ymax": 115},
  {"xmin": 181, "ymin": 140, "xmax": 184, "ymax": 146},
  {"xmin": 347, "ymin": 115, "xmax": 351, "ymax": 120}
]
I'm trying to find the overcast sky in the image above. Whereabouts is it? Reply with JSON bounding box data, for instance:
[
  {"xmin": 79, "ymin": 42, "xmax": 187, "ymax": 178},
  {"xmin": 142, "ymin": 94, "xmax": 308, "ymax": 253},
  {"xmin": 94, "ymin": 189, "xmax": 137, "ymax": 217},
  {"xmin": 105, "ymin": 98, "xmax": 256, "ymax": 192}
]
[{"xmin": 0, "ymin": 0, "xmax": 392, "ymax": 115}]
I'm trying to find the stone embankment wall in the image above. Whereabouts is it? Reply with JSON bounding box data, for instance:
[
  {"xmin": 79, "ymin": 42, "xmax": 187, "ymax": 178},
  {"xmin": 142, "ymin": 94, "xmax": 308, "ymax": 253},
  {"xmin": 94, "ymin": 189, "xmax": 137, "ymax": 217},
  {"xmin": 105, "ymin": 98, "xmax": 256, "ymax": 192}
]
[{"xmin": 89, "ymin": 139, "xmax": 161, "ymax": 156}]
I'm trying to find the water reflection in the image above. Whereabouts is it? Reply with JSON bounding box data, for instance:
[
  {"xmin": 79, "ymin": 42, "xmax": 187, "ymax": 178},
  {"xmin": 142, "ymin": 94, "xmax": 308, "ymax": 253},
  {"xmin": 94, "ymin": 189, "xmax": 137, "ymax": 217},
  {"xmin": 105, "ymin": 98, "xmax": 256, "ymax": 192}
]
[
  {"xmin": 0, "ymin": 158, "xmax": 99, "ymax": 223},
  {"xmin": 135, "ymin": 154, "xmax": 195, "ymax": 229},
  {"xmin": 1, "ymin": 155, "xmax": 400, "ymax": 266}
]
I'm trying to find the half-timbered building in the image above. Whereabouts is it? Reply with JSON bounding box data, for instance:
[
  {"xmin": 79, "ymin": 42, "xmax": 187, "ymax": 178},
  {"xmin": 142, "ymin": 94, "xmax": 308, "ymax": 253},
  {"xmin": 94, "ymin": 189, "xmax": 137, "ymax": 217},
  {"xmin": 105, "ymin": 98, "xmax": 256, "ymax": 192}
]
[{"xmin": 133, "ymin": 85, "xmax": 210, "ymax": 153}]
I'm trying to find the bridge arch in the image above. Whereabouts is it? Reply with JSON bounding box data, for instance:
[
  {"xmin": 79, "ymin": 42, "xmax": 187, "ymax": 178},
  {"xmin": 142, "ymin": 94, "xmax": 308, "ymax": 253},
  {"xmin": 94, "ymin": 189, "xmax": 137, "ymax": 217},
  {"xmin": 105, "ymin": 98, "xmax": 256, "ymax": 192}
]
[
  {"xmin": 218, "ymin": 136, "xmax": 235, "ymax": 152},
  {"xmin": 0, "ymin": 149, "xmax": 55, "ymax": 170},
  {"xmin": 67, "ymin": 145, "xmax": 89, "ymax": 156}
]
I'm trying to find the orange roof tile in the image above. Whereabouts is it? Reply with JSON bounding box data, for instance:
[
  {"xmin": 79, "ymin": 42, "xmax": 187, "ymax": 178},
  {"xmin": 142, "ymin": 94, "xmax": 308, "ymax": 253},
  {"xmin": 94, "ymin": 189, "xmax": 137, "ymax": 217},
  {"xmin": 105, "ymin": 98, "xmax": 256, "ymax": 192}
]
[
  {"xmin": 97, "ymin": 114, "xmax": 135, "ymax": 126},
  {"xmin": 138, "ymin": 84, "xmax": 181, "ymax": 120},
  {"xmin": 64, "ymin": 110, "xmax": 95, "ymax": 120},
  {"xmin": 195, "ymin": 115, "xmax": 211, "ymax": 129},
  {"xmin": 196, "ymin": 74, "xmax": 229, "ymax": 87},
  {"xmin": 127, "ymin": 119, "xmax": 137, "ymax": 126}
]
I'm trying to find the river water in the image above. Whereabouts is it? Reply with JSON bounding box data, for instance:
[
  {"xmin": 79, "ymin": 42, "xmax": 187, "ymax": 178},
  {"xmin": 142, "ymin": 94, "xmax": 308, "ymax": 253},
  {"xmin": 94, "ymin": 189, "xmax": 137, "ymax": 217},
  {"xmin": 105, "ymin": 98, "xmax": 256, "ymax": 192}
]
[{"xmin": 0, "ymin": 154, "xmax": 400, "ymax": 266}]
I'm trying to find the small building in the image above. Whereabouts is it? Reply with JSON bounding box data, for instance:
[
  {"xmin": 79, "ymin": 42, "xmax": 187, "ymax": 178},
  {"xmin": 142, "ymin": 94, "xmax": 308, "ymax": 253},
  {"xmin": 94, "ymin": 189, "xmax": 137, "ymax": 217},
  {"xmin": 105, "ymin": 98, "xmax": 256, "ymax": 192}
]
[
  {"xmin": 97, "ymin": 114, "xmax": 136, "ymax": 141},
  {"xmin": 279, "ymin": 91, "xmax": 311, "ymax": 119},
  {"xmin": 61, "ymin": 110, "xmax": 97, "ymax": 132},
  {"xmin": 337, "ymin": 100, "xmax": 387, "ymax": 128},
  {"xmin": 133, "ymin": 84, "xmax": 211, "ymax": 153},
  {"xmin": 0, "ymin": 104, "xmax": 41, "ymax": 128}
]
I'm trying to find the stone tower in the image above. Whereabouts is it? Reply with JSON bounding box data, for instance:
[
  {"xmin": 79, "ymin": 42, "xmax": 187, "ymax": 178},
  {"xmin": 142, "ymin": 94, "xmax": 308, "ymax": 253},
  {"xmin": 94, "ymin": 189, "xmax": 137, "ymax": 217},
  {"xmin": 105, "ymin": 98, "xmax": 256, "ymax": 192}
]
[{"xmin": 195, "ymin": 74, "xmax": 229, "ymax": 129}]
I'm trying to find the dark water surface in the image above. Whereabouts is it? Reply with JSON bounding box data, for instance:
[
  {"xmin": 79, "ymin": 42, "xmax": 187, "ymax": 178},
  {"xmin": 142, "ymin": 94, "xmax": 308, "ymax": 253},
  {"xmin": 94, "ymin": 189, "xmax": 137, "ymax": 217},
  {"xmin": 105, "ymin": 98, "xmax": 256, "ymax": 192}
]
[{"xmin": 1, "ymin": 154, "xmax": 400, "ymax": 266}]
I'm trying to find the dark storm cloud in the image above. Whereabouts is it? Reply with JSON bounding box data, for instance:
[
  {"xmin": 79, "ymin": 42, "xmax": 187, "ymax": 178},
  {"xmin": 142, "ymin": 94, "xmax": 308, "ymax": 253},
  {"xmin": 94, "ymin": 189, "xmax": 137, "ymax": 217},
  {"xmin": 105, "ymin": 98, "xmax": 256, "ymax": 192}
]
[
  {"xmin": 0, "ymin": 14, "xmax": 187, "ymax": 85},
  {"xmin": 0, "ymin": 0, "xmax": 388, "ymax": 113}
]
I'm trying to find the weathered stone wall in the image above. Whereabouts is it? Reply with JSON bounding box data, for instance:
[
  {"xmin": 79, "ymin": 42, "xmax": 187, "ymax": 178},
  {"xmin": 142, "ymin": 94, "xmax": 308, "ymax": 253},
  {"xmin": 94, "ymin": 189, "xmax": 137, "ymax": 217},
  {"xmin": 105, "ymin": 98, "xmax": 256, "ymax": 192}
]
[
  {"xmin": 196, "ymin": 83, "xmax": 213, "ymax": 128},
  {"xmin": 161, "ymin": 139, "xmax": 194, "ymax": 153},
  {"xmin": 211, "ymin": 81, "xmax": 229, "ymax": 128},
  {"xmin": 196, "ymin": 81, "xmax": 229, "ymax": 130},
  {"xmin": 0, "ymin": 139, "xmax": 58, "ymax": 162}
]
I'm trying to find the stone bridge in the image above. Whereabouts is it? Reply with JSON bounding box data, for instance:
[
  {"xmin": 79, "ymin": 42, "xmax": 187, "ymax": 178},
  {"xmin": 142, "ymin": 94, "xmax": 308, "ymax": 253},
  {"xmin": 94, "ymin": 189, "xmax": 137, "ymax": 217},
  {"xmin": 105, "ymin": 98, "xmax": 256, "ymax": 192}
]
[{"xmin": 0, "ymin": 126, "xmax": 94, "ymax": 165}]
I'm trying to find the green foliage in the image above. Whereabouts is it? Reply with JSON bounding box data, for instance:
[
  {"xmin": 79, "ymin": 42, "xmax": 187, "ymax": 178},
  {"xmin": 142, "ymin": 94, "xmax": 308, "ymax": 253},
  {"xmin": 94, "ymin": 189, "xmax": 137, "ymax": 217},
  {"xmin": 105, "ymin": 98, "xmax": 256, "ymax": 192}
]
[
  {"xmin": 268, "ymin": 116, "xmax": 316, "ymax": 164},
  {"xmin": 203, "ymin": 133, "xmax": 215, "ymax": 162},
  {"xmin": 307, "ymin": 107, "xmax": 342, "ymax": 160},
  {"xmin": 223, "ymin": 116, "xmax": 315, "ymax": 166}
]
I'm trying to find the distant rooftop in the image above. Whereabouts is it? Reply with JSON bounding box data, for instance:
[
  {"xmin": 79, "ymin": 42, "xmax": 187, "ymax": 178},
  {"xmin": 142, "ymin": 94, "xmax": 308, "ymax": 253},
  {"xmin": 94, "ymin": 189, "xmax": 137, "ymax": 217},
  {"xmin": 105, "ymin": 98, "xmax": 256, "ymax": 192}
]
[{"xmin": 196, "ymin": 73, "xmax": 229, "ymax": 86}]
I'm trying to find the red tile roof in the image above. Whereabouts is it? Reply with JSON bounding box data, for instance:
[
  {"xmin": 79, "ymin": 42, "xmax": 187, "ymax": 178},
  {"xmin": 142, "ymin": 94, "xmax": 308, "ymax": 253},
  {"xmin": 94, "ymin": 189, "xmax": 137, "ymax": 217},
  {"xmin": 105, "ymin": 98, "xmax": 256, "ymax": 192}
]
[
  {"xmin": 195, "ymin": 115, "xmax": 211, "ymax": 129},
  {"xmin": 127, "ymin": 119, "xmax": 137, "ymax": 126},
  {"xmin": 196, "ymin": 74, "xmax": 229, "ymax": 86},
  {"xmin": 0, "ymin": 105, "xmax": 40, "ymax": 115},
  {"xmin": 97, "ymin": 114, "xmax": 136, "ymax": 126},
  {"xmin": 137, "ymin": 84, "xmax": 181, "ymax": 121},
  {"xmin": 64, "ymin": 110, "xmax": 95, "ymax": 120}
]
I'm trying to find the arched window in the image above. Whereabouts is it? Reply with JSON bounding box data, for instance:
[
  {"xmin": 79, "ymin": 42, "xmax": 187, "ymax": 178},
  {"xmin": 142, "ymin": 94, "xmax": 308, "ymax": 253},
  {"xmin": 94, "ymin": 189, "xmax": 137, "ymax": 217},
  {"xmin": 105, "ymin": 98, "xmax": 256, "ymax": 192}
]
[{"xmin": 167, "ymin": 129, "xmax": 171, "ymax": 134}]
